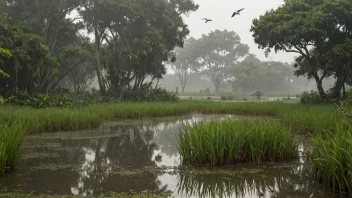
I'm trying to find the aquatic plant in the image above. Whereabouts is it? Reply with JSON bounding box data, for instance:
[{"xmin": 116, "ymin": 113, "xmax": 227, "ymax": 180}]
[
  {"xmin": 0, "ymin": 124, "xmax": 26, "ymax": 175},
  {"xmin": 0, "ymin": 100, "xmax": 346, "ymax": 177},
  {"xmin": 310, "ymin": 127, "xmax": 352, "ymax": 195},
  {"xmin": 178, "ymin": 119, "xmax": 298, "ymax": 166}
]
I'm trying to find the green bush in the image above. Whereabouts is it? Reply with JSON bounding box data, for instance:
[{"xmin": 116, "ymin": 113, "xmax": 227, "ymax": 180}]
[
  {"xmin": 118, "ymin": 83, "xmax": 179, "ymax": 102},
  {"xmin": 300, "ymin": 90, "xmax": 326, "ymax": 104},
  {"xmin": 220, "ymin": 95, "xmax": 234, "ymax": 100}
]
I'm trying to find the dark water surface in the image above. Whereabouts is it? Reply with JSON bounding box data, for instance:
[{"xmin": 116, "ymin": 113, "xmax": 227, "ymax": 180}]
[{"xmin": 0, "ymin": 114, "xmax": 342, "ymax": 197}]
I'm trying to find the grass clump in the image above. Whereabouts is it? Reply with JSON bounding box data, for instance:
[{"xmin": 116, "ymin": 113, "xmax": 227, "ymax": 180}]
[
  {"xmin": 179, "ymin": 118, "xmax": 298, "ymax": 166},
  {"xmin": 0, "ymin": 124, "xmax": 26, "ymax": 175},
  {"xmin": 310, "ymin": 127, "xmax": 352, "ymax": 195}
]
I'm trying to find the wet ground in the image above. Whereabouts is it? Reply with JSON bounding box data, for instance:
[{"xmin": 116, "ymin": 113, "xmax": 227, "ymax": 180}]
[{"xmin": 0, "ymin": 114, "xmax": 343, "ymax": 198}]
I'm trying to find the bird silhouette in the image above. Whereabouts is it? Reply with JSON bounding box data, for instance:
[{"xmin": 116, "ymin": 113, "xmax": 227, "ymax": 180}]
[
  {"xmin": 231, "ymin": 8, "xmax": 244, "ymax": 18},
  {"xmin": 202, "ymin": 18, "xmax": 213, "ymax": 23}
]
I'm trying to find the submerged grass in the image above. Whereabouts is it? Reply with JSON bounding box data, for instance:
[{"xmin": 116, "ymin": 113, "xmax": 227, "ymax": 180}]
[
  {"xmin": 310, "ymin": 127, "xmax": 352, "ymax": 195},
  {"xmin": 179, "ymin": 119, "xmax": 298, "ymax": 166}
]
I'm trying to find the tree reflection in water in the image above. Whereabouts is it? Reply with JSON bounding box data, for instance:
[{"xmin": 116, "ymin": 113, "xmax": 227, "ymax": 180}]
[
  {"xmin": 69, "ymin": 124, "xmax": 167, "ymax": 196},
  {"xmin": 2, "ymin": 115, "xmax": 335, "ymax": 197}
]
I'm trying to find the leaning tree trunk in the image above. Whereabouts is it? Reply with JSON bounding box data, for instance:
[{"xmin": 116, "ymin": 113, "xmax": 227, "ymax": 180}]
[
  {"xmin": 330, "ymin": 74, "xmax": 348, "ymax": 101},
  {"xmin": 313, "ymin": 74, "xmax": 327, "ymax": 100}
]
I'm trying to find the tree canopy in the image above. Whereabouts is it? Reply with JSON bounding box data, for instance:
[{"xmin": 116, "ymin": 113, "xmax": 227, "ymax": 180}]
[
  {"xmin": 0, "ymin": 0, "xmax": 198, "ymax": 97},
  {"xmin": 194, "ymin": 30, "xmax": 249, "ymax": 93},
  {"xmin": 168, "ymin": 37, "xmax": 199, "ymax": 93},
  {"xmin": 251, "ymin": 0, "xmax": 352, "ymax": 100}
]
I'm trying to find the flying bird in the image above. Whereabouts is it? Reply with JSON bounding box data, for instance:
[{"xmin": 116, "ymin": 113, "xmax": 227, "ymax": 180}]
[
  {"xmin": 202, "ymin": 18, "xmax": 213, "ymax": 23},
  {"xmin": 231, "ymin": 8, "xmax": 245, "ymax": 18}
]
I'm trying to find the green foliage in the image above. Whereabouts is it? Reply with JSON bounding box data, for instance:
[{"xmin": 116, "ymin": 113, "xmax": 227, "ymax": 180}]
[
  {"xmin": 220, "ymin": 95, "xmax": 234, "ymax": 101},
  {"xmin": 343, "ymin": 90, "xmax": 352, "ymax": 105},
  {"xmin": 169, "ymin": 37, "xmax": 199, "ymax": 93},
  {"xmin": 310, "ymin": 128, "xmax": 352, "ymax": 194},
  {"xmin": 230, "ymin": 54, "xmax": 298, "ymax": 93},
  {"xmin": 0, "ymin": 124, "xmax": 26, "ymax": 176},
  {"xmin": 194, "ymin": 30, "xmax": 249, "ymax": 92},
  {"xmin": 0, "ymin": 95, "xmax": 14, "ymax": 106},
  {"xmin": 0, "ymin": 48, "xmax": 12, "ymax": 78},
  {"xmin": 0, "ymin": 100, "xmax": 346, "ymax": 175},
  {"xmin": 117, "ymin": 83, "xmax": 179, "ymax": 102},
  {"xmin": 251, "ymin": 0, "xmax": 352, "ymax": 100},
  {"xmin": 80, "ymin": 0, "xmax": 198, "ymax": 95},
  {"xmin": 300, "ymin": 90, "xmax": 327, "ymax": 104},
  {"xmin": 253, "ymin": 91, "xmax": 263, "ymax": 100},
  {"xmin": 179, "ymin": 119, "xmax": 298, "ymax": 166},
  {"xmin": 7, "ymin": 92, "xmax": 73, "ymax": 108},
  {"xmin": 0, "ymin": 23, "xmax": 58, "ymax": 94}
]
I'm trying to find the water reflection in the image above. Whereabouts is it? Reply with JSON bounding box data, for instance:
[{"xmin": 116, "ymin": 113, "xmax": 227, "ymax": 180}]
[
  {"xmin": 0, "ymin": 114, "xmax": 338, "ymax": 197},
  {"xmin": 176, "ymin": 163, "xmax": 324, "ymax": 198}
]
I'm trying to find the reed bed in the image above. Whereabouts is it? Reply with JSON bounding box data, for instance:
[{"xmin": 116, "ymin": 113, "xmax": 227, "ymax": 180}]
[
  {"xmin": 179, "ymin": 119, "xmax": 298, "ymax": 166},
  {"xmin": 0, "ymin": 101, "xmax": 343, "ymax": 135},
  {"xmin": 310, "ymin": 127, "xmax": 352, "ymax": 195},
  {"xmin": 0, "ymin": 100, "xmax": 349, "ymax": 195},
  {"xmin": 0, "ymin": 124, "xmax": 26, "ymax": 176}
]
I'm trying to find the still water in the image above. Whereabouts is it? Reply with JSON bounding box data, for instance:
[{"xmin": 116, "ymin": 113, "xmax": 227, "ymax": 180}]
[{"xmin": 0, "ymin": 114, "xmax": 340, "ymax": 197}]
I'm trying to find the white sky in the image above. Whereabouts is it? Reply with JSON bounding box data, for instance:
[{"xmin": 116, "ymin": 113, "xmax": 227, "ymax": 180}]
[{"xmin": 183, "ymin": 0, "xmax": 295, "ymax": 63}]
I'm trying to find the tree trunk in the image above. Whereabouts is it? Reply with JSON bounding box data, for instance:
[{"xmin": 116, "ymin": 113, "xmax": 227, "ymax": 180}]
[
  {"xmin": 94, "ymin": 27, "xmax": 106, "ymax": 95},
  {"xmin": 343, "ymin": 83, "xmax": 346, "ymax": 99},
  {"xmin": 313, "ymin": 74, "xmax": 327, "ymax": 99},
  {"xmin": 330, "ymin": 74, "xmax": 347, "ymax": 101},
  {"xmin": 214, "ymin": 81, "xmax": 220, "ymax": 93}
]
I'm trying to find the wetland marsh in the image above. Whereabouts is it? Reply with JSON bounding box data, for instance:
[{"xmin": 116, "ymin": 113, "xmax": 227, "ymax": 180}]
[{"xmin": 0, "ymin": 113, "xmax": 344, "ymax": 198}]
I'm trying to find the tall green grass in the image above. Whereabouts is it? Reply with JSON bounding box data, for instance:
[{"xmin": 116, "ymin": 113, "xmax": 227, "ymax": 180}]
[
  {"xmin": 0, "ymin": 124, "xmax": 26, "ymax": 176},
  {"xmin": 179, "ymin": 119, "xmax": 298, "ymax": 166},
  {"xmin": 310, "ymin": 127, "xmax": 352, "ymax": 195},
  {"xmin": 0, "ymin": 101, "xmax": 343, "ymax": 135},
  {"xmin": 0, "ymin": 99, "xmax": 348, "ymax": 194}
]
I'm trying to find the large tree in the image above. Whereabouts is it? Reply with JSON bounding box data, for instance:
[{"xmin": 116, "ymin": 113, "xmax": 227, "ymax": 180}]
[
  {"xmin": 0, "ymin": 0, "xmax": 81, "ymax": 55},
  {"xmin": 230, "ymin": 54, "xmax": 296, "ymax": 93},
  {"xmin": 195, "ymin": 30, "xmax": 249, "ymax": 93},
  {"xmin": 251, "ymin": 0, "xmax": 352, "ymax": 100},
  {"xmin": 0, "ymin": 0, "xmax": 88, "ymax": 93},
  {"xmin": 169, "ymin": 37, "xmax": 199, "ymax": 93},
  {"xmin": 0, "ymin": 24, "xmax": 57, "ymax": 94},
  {"xmin": 94, "ymin": 0, "xmax": 198, "ymax": 96}
]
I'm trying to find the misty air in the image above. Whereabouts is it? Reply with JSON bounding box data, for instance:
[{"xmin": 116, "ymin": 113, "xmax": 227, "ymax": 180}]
[{"xmin": 0, "ymin": 0, "xmax": 351, "ymax": 197}]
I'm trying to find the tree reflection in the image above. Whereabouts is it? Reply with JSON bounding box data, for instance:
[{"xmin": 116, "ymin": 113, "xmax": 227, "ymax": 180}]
[{"xmin": 68, "ymin": 125, "xmax": 168, "ymax": 196}]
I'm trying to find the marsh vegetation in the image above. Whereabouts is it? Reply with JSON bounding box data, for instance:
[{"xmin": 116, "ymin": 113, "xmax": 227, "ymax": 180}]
[{"xmin": 0, "ymin": 0, "xmax": 352, "ymax": 197}]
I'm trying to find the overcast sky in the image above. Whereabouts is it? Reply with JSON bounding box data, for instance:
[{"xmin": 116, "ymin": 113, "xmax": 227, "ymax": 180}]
[{"xmin": 183, "ymin": 0, "xmax": 295, "ymax": 63}]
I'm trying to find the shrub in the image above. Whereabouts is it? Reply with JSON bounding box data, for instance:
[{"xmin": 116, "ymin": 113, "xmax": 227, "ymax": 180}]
[
  {"xmin": 300, "ymin": 90, "xmax": 326, "ymax": 104},
  {"xmin": 119, "ymin": 84, "xmax": 179, "ymax": 102},
  {"xmin": 179, "ymin": 118, "xmax": 298, "ymax": 166},
  {"xmin": 220, "ymin": 95, "xmax": 234, "ymax": 100}
]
